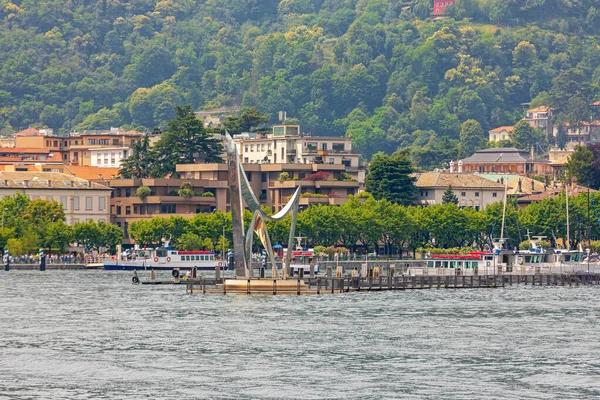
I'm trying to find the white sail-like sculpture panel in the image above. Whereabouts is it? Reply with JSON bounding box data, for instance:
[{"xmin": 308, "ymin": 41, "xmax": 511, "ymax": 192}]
[{"xmin": 225, "ymin": 133, "xmax": 301, "ymax": 278}]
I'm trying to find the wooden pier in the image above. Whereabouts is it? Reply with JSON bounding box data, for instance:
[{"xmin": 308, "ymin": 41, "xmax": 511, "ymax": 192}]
[{"xmin": 185, "ymin": 273, "xmax": 600, "ymax": 295}]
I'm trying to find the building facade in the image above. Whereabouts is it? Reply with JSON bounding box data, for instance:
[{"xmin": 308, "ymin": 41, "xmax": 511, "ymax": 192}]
[
  {"xmin": 488, "ymin": 126, "xmax": 513, "ymax": 142},
  {"xmin": 432, "ymin": 0, "xmax": 455, "ymax": 15},
  {"xmin": 460, "ymin": 148, "xmax": 553, "ymax": 177},
  {"xmin": 232, "ymin": 124, "xmax": 361, "ymax": 171},
  {"xmin": 415, "ymin": 172, "xmax": 505, "ymax": 210},
  {"xmin": 524, "ymin": 106, "xmax": 554, "ymax": 135},
  {"xmin": 0, "ymin": 171, "xmax": 111, "ymax": 224}
]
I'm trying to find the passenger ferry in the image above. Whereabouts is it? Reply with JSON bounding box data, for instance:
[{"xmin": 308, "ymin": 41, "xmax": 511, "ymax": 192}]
[{"xmin": 103, "ymin": 247, "xmax": 226, "ymax": 271}]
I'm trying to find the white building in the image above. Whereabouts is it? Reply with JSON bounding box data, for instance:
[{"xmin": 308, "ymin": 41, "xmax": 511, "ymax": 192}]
[
  {"xmin": 0, "ymin": 171, "xmax": 112, "ymax": 224},
  {"xmin": 233, "ymin": 124, "xmax": 360, "ymax": 170},
  {"xmin": 90, "ymin": 147, "xmax": 132, "ymax": 168}
]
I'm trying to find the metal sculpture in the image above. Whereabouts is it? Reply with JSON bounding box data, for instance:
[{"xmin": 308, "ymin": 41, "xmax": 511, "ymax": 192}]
[{"xmin": 225, "ymin": 133, "xmax": 301, "ymax": 278}]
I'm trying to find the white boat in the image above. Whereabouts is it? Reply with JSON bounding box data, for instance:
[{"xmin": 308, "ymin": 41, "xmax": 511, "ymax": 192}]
[{"xmin": 103, "ymin": 247, "xmax": 227, "ymax": 271}]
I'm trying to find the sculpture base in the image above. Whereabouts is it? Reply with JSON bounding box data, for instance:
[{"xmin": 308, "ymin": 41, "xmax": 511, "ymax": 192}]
[{"xmin": 224, "ymin": 278, "xmax": 308, "ymax": 294}]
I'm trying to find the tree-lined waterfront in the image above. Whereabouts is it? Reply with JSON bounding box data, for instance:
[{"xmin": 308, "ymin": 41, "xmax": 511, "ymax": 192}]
[{"xmin": 127, "ymin": 191, "xmax": 600, "ymax": 257}]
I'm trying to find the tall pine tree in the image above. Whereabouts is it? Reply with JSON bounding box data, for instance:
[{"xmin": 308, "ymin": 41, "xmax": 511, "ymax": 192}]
[{"xmin": 365, "ymin": 151, "xmax": 416, "ymax": 206}]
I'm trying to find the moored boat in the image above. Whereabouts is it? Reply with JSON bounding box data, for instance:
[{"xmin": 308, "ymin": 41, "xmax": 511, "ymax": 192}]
[{"xmin": 103, "ymin": 247, "xmax": 227, "ymax": 271}]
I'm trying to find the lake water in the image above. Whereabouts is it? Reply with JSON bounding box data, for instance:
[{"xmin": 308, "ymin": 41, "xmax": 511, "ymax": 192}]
[{"xmin": 1, "ymin": 270, "xmax": 599, "ymax": 399}]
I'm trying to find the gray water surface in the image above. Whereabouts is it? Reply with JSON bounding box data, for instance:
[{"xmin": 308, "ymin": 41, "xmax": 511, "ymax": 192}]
[{"xmin": 1, "ymin": 270, "xmax": 599, "ymax": 399}]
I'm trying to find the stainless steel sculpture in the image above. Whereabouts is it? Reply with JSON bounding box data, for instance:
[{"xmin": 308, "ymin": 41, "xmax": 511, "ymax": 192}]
[{"xmin": 225, "ymin": 133, "xmax": 301, "ymax": 278}]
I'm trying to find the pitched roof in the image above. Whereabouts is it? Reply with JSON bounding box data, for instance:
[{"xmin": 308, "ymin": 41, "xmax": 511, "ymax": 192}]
[
  {"xmin": 489, "ymin": 126, "xmax": 513, "ymax": 133},
  {"xmin": 0, "ymin": 147, "xmax": 50, "ymax": 154},
  {"xmin": 15, "ymin": 128, "xmax": 39, "ymax": 137},
  {"xmin": 461, "ymin": 148, "xmax": 533, "ymax": 163},
  {"xmin": 527, "ymin": 106, "xmax": 553, "ymax": 113},
  {"xmin": 415, "ymin": 172, "xmax": 505, "ymax": 189},
  {"xmin": 519, "ymin": 185, "xmax": 597, "ymax": 203},
  {"xmin": 0, "ymin": 171, "xmax": 109, "ymax": 190},
  {"xmin": 65, "ymin": 166, "xmax": 119, "ymax": 181},
  {"xmin": 477, "ymin": 173, "xmax": 546, "ymax": 195}
]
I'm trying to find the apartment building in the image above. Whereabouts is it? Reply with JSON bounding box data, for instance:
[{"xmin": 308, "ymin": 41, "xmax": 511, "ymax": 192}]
[{"xmin": 0, "ymin": 171, "xmax": 111, "ymax": 224}]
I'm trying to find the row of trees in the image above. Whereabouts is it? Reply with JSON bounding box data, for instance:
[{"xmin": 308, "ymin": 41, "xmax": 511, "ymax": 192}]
[
  {"xmin": 0, "ymin": 193, "xmax": 123, "ymax": 255},
  {"xmin": 126, "ymin": 192, "xmax": 600, "ymax": 257}
]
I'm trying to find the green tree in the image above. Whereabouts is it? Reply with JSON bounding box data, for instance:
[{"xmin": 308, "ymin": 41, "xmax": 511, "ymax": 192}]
[
  {"xmin": 365, "ymin": 151, "xmax": 416, "ymax": 206},
  {"xmin": 442, "ymin": 185, "xmax": 459, "ymax": 204},
  {"xmin": 222, "ymin": 107, "xmax": 269, "ymax": 134},
  {"xmin": 120, "ymin": 133, "xmax": 155, "ymax": 179},
  {"xmin": 565, "ymin": 145, "xmax": 600, "ymax": 189},
  {"xmin": 39, "ymin": 221, "xmax": 73, "ymax": 254},
  {"xmin": 459, "ymin": 119, "xmax": 485, "ymax": 157},
  {"xmin": 510, "ymin": 120, "xmax": 539, "ymax": 150},
  {"xmin": 151, "ymin": 105, "xmax": 223, "ymax": 177}
]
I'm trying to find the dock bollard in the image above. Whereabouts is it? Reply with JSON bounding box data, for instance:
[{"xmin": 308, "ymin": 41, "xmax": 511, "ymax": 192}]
[
  {"xmin": 150, "ymin": 269, "xmax": 156, "ymax": 280},
  {"xmin": 215, "ymin": 265, "xmax": 221, "ymax": 282},
  {"xmin": 3, "ymin": 248, "xmax": 8, "ymax": 271},
  {"xmin": 39, "ymin": 249, "xmax": 45, "ymax": 271}
]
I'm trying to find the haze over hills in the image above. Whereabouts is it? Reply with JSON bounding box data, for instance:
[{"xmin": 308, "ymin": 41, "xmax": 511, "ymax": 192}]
[{"xmin": 0, "ymin": 0, "xmax": 599, "ymax": 168}]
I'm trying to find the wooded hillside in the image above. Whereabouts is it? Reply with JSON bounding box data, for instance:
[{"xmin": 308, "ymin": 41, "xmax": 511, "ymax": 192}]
[{"xmin": 1, "ymin": 0, "xmax": 599, "ymax": 167}]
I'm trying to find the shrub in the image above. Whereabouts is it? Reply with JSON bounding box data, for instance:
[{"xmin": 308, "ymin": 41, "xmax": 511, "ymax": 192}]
[
  {"xmin": 201, "ymin": 192, "xmax": 215, "ymax": 197},
  {"xmin": 178, "ymin": 188, "xmax": 194, "ymax": 198},
  {"xmin": 302, "ymin": 171, "xmax": 329, "ymax": 181},
  {"xmin": 135, "ymin": 186, "xmax": 151, "ymax": 200},
  {"xmin": 279, "ymin": 172, "xmax": 290, "ymax": 182},
  {"xmin": 328, "ymin": 192, "xmax": 337, "ymax": 198}
]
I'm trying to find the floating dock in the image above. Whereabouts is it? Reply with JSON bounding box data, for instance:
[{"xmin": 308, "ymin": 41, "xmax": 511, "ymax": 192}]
[{"xmin": 185, "ymin": 273, "xmax": 600, "ymax": 295}]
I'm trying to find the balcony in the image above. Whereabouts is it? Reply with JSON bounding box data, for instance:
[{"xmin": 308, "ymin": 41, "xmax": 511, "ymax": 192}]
[
  {"xmin": 286, "ymin": 149, "xmax": 296, "ymax": 155},
  {"xmin": 128, "ymin": 195, "xmax": 216, "ymax": 205}
]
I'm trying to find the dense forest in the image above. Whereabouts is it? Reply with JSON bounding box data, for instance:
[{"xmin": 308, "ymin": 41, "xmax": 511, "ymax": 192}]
[{"xmin": 1, "ymin": 0, "xmax": 600, "ymax": 168}]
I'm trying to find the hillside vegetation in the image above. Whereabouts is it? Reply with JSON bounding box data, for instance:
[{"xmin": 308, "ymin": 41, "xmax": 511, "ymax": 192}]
[{"xmin": 1, "ymin": 0, "xmax": 599, "ymax": 167}]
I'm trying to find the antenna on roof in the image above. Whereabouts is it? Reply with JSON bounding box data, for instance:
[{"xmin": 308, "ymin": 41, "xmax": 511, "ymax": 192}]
[{"xmin": 278, "ymin": 111, "xmax": 287, "ymax": 123}]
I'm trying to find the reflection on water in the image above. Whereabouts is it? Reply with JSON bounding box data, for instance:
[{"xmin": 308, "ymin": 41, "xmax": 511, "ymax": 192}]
[{"xmin": 0, "ymin": 270, "xmax": 599, "ymax": 399}]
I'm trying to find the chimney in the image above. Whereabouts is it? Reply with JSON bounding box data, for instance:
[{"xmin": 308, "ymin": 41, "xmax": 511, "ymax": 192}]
[
  {"xmin": 458, "ymin": 159, "xmax": 463, "ymax": 173},
  {"xmin": 449, "ymin": 160, "xmax": 455, "ymax": 173},
  {"xmin": 48, "ymin": 179, "xmax": 51, "ymax": 188},
  {"xmin": 530, "ymin": 145, "xmax": 534, "ymax": 160},
  {"xmin": 518, "ymin": 178, "xmax": 522, "ymax": 193},
  {"xmin": 88, "ymin": 180, "xmax": 92, "ymax": 187},
  {"xmin": 571, "ymin": 176, "xmax": 576, "ymax": 190},
  {"xmin": 71, "ymin": 181, "xmax": 74, "ymax": 187},
  {"xmin": 531, "ymin": 180, "xmax": 534, "ymax": 191},
  {"xmin": 24, "ymin": 180, "xmax": 29, "ymax": 187}
]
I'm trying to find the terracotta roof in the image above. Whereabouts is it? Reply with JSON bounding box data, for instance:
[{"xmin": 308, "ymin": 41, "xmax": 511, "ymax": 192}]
[
  {"xmin": 519, "ymin": 185, "xmax": 597, "ymax": 203},
  {"xmin": 527, "ymin": 106, "xmax": 553, "ymax": 113},
  {"xmin": 65, "ymin": 166, "xmax": 120, "ymax": 181},
  {"xmin": 15, "ymin": 128, "xmax": 39, "ymax": 137},
  {"xmin": 506, "ymin": 177, "xmax": 547, "ymax": 195},
  {"xmin": 489, "ymin": 126, "xmax": 513, "ymax": 133},
  {"xmin": 415, "ymin": 172, "xmax": 505, "ymax": 189},
  {"xmin": 0, "ymin": 171, "xmax": 110, "ymax": 189},
  {"xmin": 0, "ymin": 147, "xmax": 50, "ymax": 154},
  {"xmin": 591, "ymin": 101, "xmax": 600, "ymax": 106}
]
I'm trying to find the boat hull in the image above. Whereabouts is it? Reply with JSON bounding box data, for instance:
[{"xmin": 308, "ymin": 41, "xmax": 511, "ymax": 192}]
[{"xmin": 103, "ymin": 262, "xmax": 227, "ymax": 271}]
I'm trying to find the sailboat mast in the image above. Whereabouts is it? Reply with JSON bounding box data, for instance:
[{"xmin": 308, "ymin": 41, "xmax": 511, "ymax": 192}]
[
  {"xmin": 566, "ymin": 183, "xmax": 570, "ymax": 249},
  {"xmin": 500, "ymin": 180, "xmax": 508, "ymax": 241}
]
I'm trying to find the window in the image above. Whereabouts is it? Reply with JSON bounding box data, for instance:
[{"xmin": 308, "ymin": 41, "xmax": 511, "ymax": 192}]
[
  {"xmin": 261, "ymin": 173, "xmax": 267, "ymax": 182},
  {"xmin": 125, "ymin": 206, "xmax": 131, "ymax": 215},
  {"xmin": 60, "ymin": 196, "xmax": 67, "ymax": 210},
  {"xmin": 250, "ymin": 145, "xmax": 254, "ymax": 152},
  {"xmin": 461, "ymin": 192, "xmax": 466, "ymax": 197},
  {"xmin": 475, "ymin": 192, "xmax": 480, "ymax": 197},
  {"xmin": 492, "ymin": 192, "xmax": 497, "ymax": 198},
  {"xmin": 245, "ymin": 146, "xmax": 248, "ymax": 153},
  {"xmin": 86, "ymin": 197, "xmax": 92, "ymax": 210},
  {"xmin": 73, "ymin": 218, "xmax": 79, "ymax": 224},
  {"xmin": 99, "ymin": 197, "xmax": 106, "ymax": 211},
  {"xmin": 161, "ymin": 204, "xmax": 176, "ymax": 213}
]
